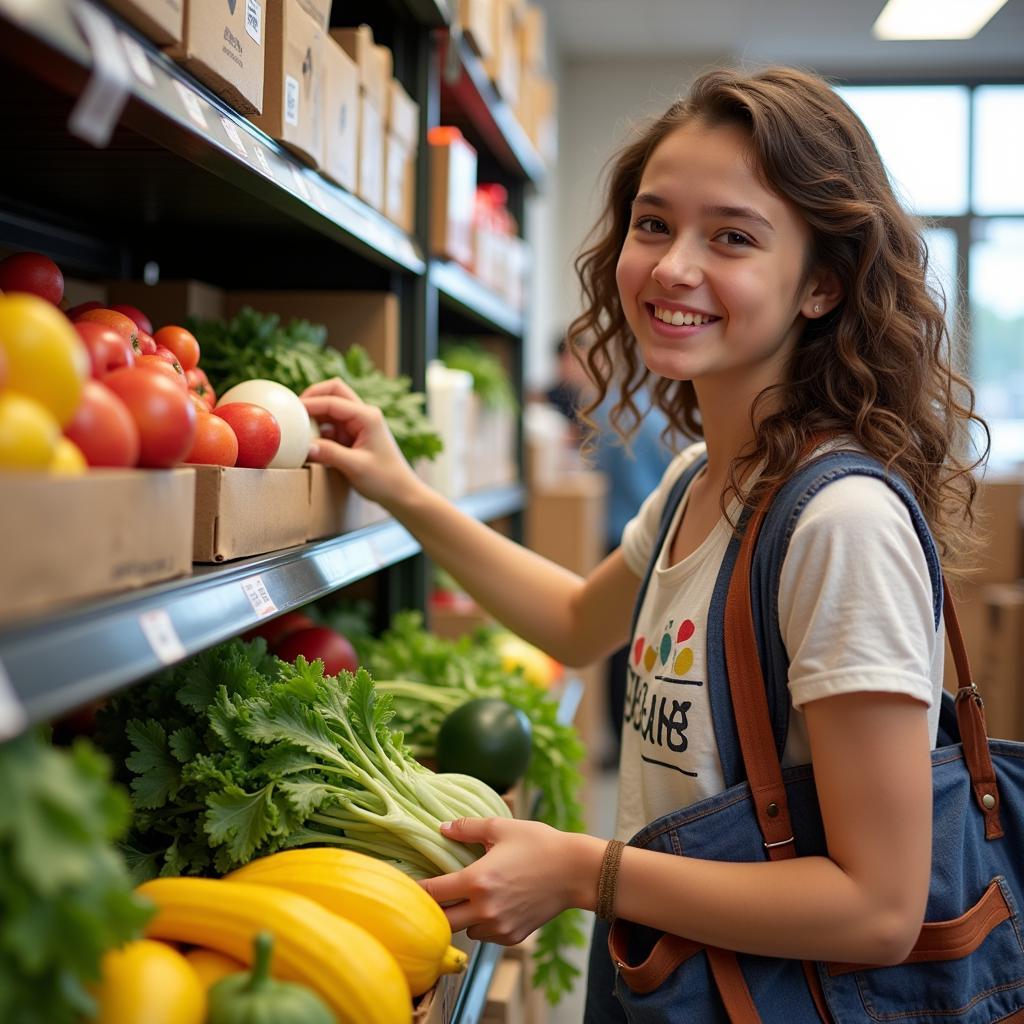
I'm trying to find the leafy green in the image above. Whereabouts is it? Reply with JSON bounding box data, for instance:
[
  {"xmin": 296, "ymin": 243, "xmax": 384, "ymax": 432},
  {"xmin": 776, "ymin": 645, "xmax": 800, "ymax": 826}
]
[
  {"xmin": 439, "ymin": 341, "xmax": 517, "ymax": 411},
  {"xmin": 97, "ymin": 639, "xmax": 510, "ymax": 883},
  {"xmin": 360, "ymin": 612, "xmax": 587, "ymax": 1005},
  {"xmin": 188, "ymin": 307, "xmax": 443, "ymax": 462},
  {"xmin": 0, "ymin": 731, "xmax": 153, "ymax": 1024}
]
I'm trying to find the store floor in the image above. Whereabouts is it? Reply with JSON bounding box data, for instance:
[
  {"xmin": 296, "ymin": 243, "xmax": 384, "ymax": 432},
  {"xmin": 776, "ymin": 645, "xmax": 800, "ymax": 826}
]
[{"xmin": 549, "ymin": 766, "xmax": 619, "ymax": 1024}]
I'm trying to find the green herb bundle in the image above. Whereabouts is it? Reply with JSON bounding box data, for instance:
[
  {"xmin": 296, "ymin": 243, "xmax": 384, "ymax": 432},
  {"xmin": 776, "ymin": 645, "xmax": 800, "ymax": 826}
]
[
  {"xmin": 96, "ymin": 639, "xmax": 509, "ymax": 882},
  {"xmin": 0, "ymin": 731, "xmax": 153, "ymax": 1024},
  {"xmin": 355, "ymin": 611, "xmax": 587, "ymax": 1005},
  {"xmin": 189, "ymin": 307, "xmax": 442, "ymax": 462}
]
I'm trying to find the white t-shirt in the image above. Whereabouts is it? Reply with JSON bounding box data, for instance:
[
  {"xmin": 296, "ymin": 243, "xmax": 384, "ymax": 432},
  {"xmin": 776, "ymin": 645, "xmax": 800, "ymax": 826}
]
[{"xmin": 614, "ymin": 442, "xmax": 945, "ymax": 842}]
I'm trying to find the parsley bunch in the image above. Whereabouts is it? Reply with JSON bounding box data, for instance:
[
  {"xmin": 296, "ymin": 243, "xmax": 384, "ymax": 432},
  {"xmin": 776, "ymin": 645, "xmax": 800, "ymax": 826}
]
[
  {"xmin": 189, "ymin": 307, "xmax": 442, "ymax": 462},
  {"xmin": 0, "ymin": 731, "xmax": 152, "ymax": 1024}
]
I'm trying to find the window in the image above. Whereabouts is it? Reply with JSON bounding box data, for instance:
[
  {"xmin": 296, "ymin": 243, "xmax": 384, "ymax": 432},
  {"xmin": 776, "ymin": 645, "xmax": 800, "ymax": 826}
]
[{"xmin": 837, "ymin": 83, "xmax": 1024, "ymax": 473}]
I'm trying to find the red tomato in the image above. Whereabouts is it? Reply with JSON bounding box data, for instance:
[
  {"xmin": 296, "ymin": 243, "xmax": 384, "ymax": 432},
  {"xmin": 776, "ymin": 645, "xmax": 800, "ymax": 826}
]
[
  {"xmin": 110, "ymin": 303, "xmax": 153, "ymax": 335},
  {"xmin": 136, "ymin": 354, "xmax": 188, "ymax": 391},
  {"xmin": 186, "ymin": 367, "xmax": 209, "ymax": 389},
  {"xmin": 214, "ymin": 402, "xmax": 281, "ymax": 469},
  {"xmin": 104, "ymin": 367, "xmax": 197, "ymax": 467},
  {"xmin": 273, "ymin": 626, "xmax": 360, "ymax": 676},
  {"xmin": 63, "ymin": 379, "xmax": 140, "ymax": 467},
  {"xmin": 186, "ymin": 369, "xmax": 215, "ymax": 409},
  {"xmin": 188, "ymin": 391, "xmax": 211, "ymax": 416},
  {"xmin": 154, "ymin": 325, "xmax": 200, "ymax": 372},
  {"xmin": 136, "ymin": 330, "xmax": 157, "ymax": 355},
  {"xmin": 0, "ymin": 252, "xmax": 63, "ymax": 305},
  {"xmin": 65, "ymin": 300, "xmax": 103, "ymax": 320},
  {"xmin": 243, "ymin": 610, "xmax": 316, "ymax": 646},
  {"xmin": 153, "ymin": 343, "xmax": 186, "ymax": 377},
  {"xmin": 74, "ymin": 320, "xmax": 134, "ymax": 378},
  {"xmin": 186, "ymin": 411, "xmax": 238, "ymax": 467},
  {"xmin": 75, "ymin": 308, "xmax": 139, "ymax": 356}
]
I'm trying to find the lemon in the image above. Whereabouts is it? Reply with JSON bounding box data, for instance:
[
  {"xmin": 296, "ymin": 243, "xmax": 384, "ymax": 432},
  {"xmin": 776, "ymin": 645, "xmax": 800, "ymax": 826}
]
[
  {"xmin": 0, "ymin": 391, "xmax": 60, "ymax": 469},
  {"xmin": 49, "ymin": 436, "xmax": 88, "ymax": 475}
]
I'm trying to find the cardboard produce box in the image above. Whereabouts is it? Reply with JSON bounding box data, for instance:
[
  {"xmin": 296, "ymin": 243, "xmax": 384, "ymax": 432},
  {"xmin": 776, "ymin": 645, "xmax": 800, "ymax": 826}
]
[
  {"xmin": 384, "ymin": 79, "xmax": 420, "ymax": 234},
  {"xmin": 331, "ymin": 25, "xmax": 392, "ymax": 212},
  {"xmin": 106, "ymin": 279, "xmax": 225, "ymax": 330},
  {"xmin": 321, "ymin": 36, "xmax": 359, "ymax": 192},
  {"xmin": 225, "ymin": 289, "xmax": 400, "ymax": 379},
  {"xmin": 505, "ymin": 931, "xmax": 548, "ymax": 1024},
  {"xmin": 295, "ymin": 0, "xmax": 330, "ymax": 29},
  {"xmin": 429, "ymin": 127, "xmax": 478, "ymax": 267},
  {"xmin": 306, "ymin": 464, "xmax": 388, "ymax": 541},
  {"xmin": 193, "ymin": 466, "xmax": 309, "ymax": 562},
  {"xmin": 167, "ymin": 0, "xmax": 265, "ymax": 115},
  {"xmin": 519, "ymin": 4, "xmax": 546, "ymax": 70},
  {"xmin": 976, "ymin": 584, "xmax": 1024, "ymax": 741},
  {"xmin": 251, "ymin": 0, "xmax": 325, "ymax": 167},
  {"xmin": 0, "ymin": 469, "xmax": 194, "ymax": 622},
  {"xmin": 483, "ymin": 0, "xmax": 521, "ymax": 107},
  {"xmin": 974, "ymin": 475, "xmax": 1024, "ymax": 584},
  {"xmin": 105, "ymin": 0, "xmax": 183, "ymax": 45},
  {"xmin": 483, "ymin": 957, "xmax": 525, "ymax": 1024},
  {"xmin": 459, "ymin": 0, "xmax": 495, "ymax": 62}
]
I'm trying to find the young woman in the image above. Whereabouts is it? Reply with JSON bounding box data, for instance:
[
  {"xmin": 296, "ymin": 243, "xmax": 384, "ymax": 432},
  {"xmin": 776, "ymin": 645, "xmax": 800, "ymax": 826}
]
[{"xmin": 302, "ymin": 66, "xmax": 985, "ymax": 1019}]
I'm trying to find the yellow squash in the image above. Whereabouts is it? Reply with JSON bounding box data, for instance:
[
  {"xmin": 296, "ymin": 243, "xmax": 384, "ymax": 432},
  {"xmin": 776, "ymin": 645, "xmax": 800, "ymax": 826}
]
[
  {"xmin": 93, "ymin": 939, "xmax": 205, "ymax": 1024},
  {"xmin": 183, "ymin": 947, "xmax": 246, "ymax": 990},
  {"xmin": 227, "ymin": 848, "xmax": 467, "ymax": 996},
  {"xmin": 136, "ymin": 876, "xmax": 411, "ymax": 1024}
]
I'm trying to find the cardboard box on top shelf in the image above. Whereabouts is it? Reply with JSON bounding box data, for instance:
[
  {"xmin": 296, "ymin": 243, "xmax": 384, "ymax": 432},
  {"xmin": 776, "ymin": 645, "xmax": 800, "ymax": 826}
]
[
  {"xmin": 483, "ymin": 0, "xmax": 521, "ymax": 107},
  {"xmin": 294, "ymin": 0, "xmax": 330, "ymax": 29},
  {"xmin": 0, "ymin": 469, "xmax": 194, "ymax": 623},
  {"xmin": 332, "ymin": 25, "xmax": 392, "ymax": 212},
  {"xmin": 429, "ymin": 127, "xmax": 478, "ymax": 267},
  {"xmin": 225, "ymin": 289, "xmax": 400, "ymax": 379},
  {"xmin": 166, "ymin": 0, "xmax": 265, "ymax": 115},
  {"xmin": 459, "ymin": 0, "xmax": 495, "ymax": 62},
  {"xmin": 384, "ymin": 78, "xmax": 420, "ymax": 234},
  {"xmin": 305, "ymin": 464, "xmax": 388, "ymax": 541},
  {"xmin": 61, "ymin": 278, "xmax": 108, "ymax": 311},
  {"xmin": 483, "ymin": 957, "xmax": 525, "ymax": 1024},
  {"xmin": 321, "ymin": 36, "xmax": 359, "ymax": 192},
  {"xmin": 976, "ymin": 584, "xmax": 1024, "ymax": 741},
  {"xmin": 105, "ymin": 0, "xmax": 183, "ymax": 45},
  {"xmin": 192, "ymin": 467, "xmax": 309, "ymax": 562},
  {"xmin": 519, "ymin": 4, "xmax": 546, "ymax": 70},
  {"xmin": 106, "ymin": 279, "xmax": 225, "ymax": 330},
  {"xmin": 251, "ymin": 0, "xmax": 325, "ymax": 168},
  {"xmin": 974, "ymin": 475, "xmax": 1024, "ymax": 583}
]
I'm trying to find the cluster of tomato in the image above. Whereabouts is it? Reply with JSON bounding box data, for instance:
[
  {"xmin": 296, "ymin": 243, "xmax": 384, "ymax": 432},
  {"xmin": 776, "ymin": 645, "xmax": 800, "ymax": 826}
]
[{"xmin": 0, "ymin": 251, "xmax": 286, "ymax": 472}]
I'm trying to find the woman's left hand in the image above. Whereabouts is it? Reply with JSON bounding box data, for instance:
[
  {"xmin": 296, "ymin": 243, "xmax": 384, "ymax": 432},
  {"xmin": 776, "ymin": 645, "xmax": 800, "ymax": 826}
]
[{"xmin": 420, "ymin": 818, "xmax": 599, "ymax": 944}]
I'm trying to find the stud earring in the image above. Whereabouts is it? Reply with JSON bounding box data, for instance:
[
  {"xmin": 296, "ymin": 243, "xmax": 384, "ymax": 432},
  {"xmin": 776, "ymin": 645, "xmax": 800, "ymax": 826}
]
[{"xmin": 813, "ymin": 304, "xmax": 821, "ymax": 314}]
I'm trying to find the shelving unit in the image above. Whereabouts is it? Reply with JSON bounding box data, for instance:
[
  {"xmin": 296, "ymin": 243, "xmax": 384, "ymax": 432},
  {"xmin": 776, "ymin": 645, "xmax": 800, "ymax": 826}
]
[{"xmin": 0, "ymin": 1, "xmax": 543, "ymax": 1019}]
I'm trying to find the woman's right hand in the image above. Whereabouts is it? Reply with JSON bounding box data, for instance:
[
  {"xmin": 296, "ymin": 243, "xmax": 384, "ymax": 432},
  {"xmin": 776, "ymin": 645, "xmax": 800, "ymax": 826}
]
[{"xmin": 301, "ymin": 378, "xmax": 421, "ymax": 509}]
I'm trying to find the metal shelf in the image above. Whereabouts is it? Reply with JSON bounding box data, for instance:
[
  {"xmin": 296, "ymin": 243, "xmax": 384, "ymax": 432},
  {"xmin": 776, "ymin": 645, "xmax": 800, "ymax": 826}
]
[
  {"xmin": 0, "ymin": 0, "xmax": 424, "ymax": 276},
  {"xmin": 430, "ymin": 259, "xmax": 525, "ymax": 338},
  {"xmin": 0, "ymin": 485, "xmax": 524, "ymax": 730},
  {"xmin": 439, "ymin": 31, "xmax": 545, "ymax": 187}
]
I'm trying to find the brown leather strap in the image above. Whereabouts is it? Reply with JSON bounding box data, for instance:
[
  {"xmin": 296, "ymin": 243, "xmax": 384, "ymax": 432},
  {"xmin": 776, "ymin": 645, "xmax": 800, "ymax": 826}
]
[
  {"xmin": 607, "ymin": 920, "xmax": 702, "ymax": 994},
  {"xmin": 723, "ymin": 448, "xmax": 1003, "ymax": 857},
  {"xmin": 827, "ymin": 877, "xmax": 1012, "ymax": 976},
  {"xmin": 801, "ymin": 960, "xmax": 834, "ymax": 1023},
  {"xmin": 706, "ymin": 947, "xmax": 762, "ymax": 1023}
]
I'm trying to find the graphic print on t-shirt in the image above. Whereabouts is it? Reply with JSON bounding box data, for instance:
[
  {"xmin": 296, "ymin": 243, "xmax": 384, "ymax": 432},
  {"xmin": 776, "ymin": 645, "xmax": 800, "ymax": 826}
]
[{"xmin": 625, "ymin": 616, "xmax": 703, "ymax": 777}]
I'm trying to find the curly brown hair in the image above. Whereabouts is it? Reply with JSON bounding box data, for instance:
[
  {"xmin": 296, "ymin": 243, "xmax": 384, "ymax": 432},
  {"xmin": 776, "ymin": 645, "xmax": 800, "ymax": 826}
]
[{"xmin": 569, "ymin": 65, "xmax": 987, "ymax": 576}]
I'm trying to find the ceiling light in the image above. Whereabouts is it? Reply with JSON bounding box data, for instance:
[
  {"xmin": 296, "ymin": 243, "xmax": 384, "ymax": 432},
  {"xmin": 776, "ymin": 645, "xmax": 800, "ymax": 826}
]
[{"xmin": 872, "ymin": 0, "xmax": 1010, "ymax": 40}]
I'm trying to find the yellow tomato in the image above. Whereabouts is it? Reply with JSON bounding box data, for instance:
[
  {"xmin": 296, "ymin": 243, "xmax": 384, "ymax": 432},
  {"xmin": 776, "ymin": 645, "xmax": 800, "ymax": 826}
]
[
  {"xmin": 0, "ymin": 391, "xmax": 59, "ymax": 469},
  {"xmin": 0, "ymin": 293, "xmax": 88, "ymax": 426},
  {"xmin": 49, "ymin": 436, "xmax": 87, "ymax": 475},
  {"xmin": 94, "ymin": 940, "xmax": 205, "ymax": 1024}
]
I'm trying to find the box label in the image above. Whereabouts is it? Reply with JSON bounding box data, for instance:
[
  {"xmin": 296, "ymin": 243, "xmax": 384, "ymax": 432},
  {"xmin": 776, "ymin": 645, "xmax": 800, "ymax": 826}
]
[
  {"xmin": 139, "ymin": 609, "xmax": 186, "ymax": 665},
  {"xmin": 173, "ymin": 80, "xmax": 209, "ymax": 131},
  {"xmin": 0, "ymin": 659, "xmax": 27, "ymax": 742},
  {"xmin": 284, "ymin": 74, "xmax": 300, "ymax": 127},
  {"xmin": 290, "ymin": 165, "xmax": 311, "ymax": 202},
  {"xmin": 241, "ymin": 575, "xmax": 277, "ymax": 618},
  {"xmin": 220, "ymin": 115, "xmax": 249, "ymax": 159},
  {"xmin": 252, "ymin": 141, "xmax": 275, "ymax": 180},
  {"xmin": 67, "ymin": 1, "xmax": 132, "ymax": 149},
  {"xmin": 245, "ymin": 0, "xmax": 262, "ymax": 45}
]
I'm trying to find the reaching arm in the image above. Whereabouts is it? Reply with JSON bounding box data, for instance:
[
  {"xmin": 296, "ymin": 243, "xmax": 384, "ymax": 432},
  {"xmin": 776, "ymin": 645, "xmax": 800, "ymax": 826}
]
[{"xmin": 302, "ymin": 378, "xmax": 640, "ymax": 665}]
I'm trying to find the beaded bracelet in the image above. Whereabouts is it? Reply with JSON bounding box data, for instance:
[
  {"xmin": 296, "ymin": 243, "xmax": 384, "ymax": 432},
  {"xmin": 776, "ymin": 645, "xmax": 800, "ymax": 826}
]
[{"xmin": 596, "ymin": 839, "xmax": 626, "ymax": 922}]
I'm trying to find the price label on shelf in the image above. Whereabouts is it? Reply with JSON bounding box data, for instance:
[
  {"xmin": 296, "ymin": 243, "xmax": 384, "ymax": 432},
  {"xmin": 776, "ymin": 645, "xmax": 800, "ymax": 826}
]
[
  {"xmin": 173, "ymin": 80, "xmax": 209, "ymax": 131},
  {"xmin": 220, "ymin": 116, "xmax": 249, "ymax": 160},
  {"xmin": 67, "ymin": 1, "xmax": 132, "ymax": 148},
  {"xmin": 119, "ymin": 32, "xmax": 156, "ymax": 88},
  {"xmin": 240, "ymin": 575, "xmax": 277, "ymax": 618},
  {"xmin": 290, "ymin": 165, "xmax": 311, "ymax": 202},
  {"xmin": 252, "ymin": 142, "xmax": 275, "ymax": 180},
  {"xmin": 139, "ymin": 609, "xmax": 186, "ymax": 665},
  {"xmin": 0, "ymin": 658, "xmax": 27, "ymax": 741}
]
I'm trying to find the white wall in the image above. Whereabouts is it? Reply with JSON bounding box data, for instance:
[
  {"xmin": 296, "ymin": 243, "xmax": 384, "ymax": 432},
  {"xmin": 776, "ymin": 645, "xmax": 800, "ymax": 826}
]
[{"xmin": 528, "ymin": 56, "xmax": 725, "ymax": 389}]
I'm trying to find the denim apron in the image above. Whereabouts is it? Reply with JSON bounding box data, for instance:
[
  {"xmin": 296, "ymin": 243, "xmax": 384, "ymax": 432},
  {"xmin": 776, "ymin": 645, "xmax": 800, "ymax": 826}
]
[{"xmin": 583, "ymin": 451, "xmax": 1024, "ymax": 1023}]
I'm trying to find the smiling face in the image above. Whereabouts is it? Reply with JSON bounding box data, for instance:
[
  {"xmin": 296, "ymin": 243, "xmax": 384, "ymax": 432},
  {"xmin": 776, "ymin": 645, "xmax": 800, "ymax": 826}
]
[{"xmin": 615, "ymin": 119, "xmax": 823, "ymax": 398}]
